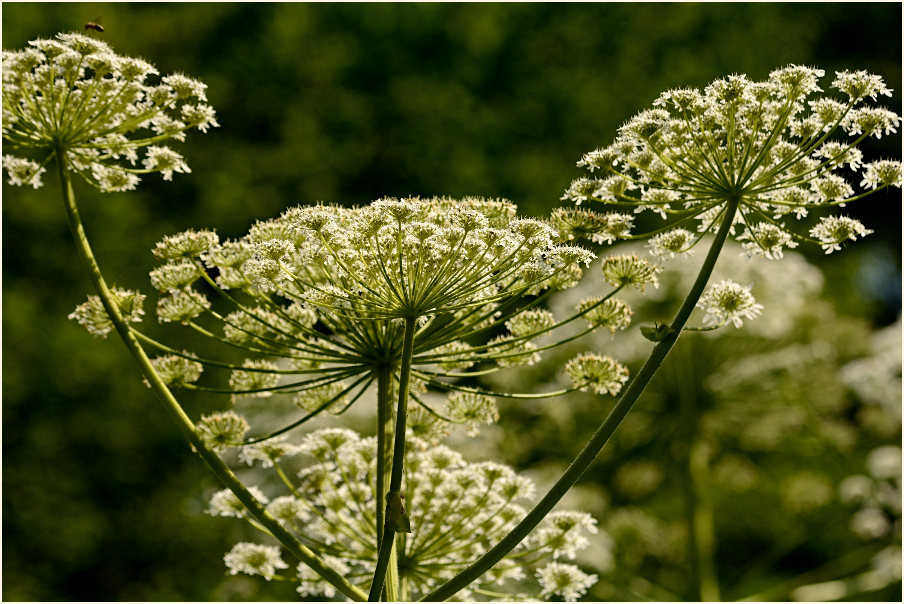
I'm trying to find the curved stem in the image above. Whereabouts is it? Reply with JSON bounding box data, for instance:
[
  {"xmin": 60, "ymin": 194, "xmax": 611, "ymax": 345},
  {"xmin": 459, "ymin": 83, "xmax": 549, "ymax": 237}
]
[
  {"xmin": 369, "ymin": 316, "xmax": 417, "ymax": 601},
  {"xmin": 421, "ymin": 196, "xmax": 740, "ymax": 602},
  {"xmin": 55, "ymin": 153, "xmax": 367, "ymax": 602}
]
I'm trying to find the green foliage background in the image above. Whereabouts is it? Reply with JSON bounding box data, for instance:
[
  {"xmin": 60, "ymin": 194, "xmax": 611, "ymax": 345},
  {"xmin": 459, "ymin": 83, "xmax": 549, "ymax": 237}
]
[{"xmin": 2, "ymin": 3, "xmax": 901, "ymax": 601}]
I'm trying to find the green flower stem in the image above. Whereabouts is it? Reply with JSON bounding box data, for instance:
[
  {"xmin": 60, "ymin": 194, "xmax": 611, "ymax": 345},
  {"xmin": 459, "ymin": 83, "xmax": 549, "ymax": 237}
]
[
  {"xmin": 55, "ymin": 152, "xmax": 367, "ymax": 603},
  {"xmin": 376, "ymin": 364, "xmax": 400, "ymax": 602},
  {"xmin": 423, "ymin": 196, "xmax": 740, "ymax": 602},
  {"xmin": 369, "ymin": 316, "xmax": 417, "ymax": 601}
]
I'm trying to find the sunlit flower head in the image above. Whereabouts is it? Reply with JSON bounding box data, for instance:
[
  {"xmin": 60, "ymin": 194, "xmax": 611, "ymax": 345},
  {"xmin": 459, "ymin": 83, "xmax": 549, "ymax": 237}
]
[
  {"xmin": 536, "ymin": 561, "xmax": 599, "ymax": 602},
  {"xmin": 207, "ymin": 485, "xmax": 268, "ymax": 519},
  {"xmin": 2, "ymin": 32, "xmax": 217, "ymax": 191},
  {"xmin": 150, "ymin": 353, "xmax": 203, "ymax": 386},
  {"xmin": 145, "ymin": 196, "xmax": 628, "ymax": 440},
  {"xmin": 576, "ymin": 296, "xmax": 634, "ymax": 334},
  {"xmin": 562, "ymin": 66, "xmax": 901, "ymax": 257}
]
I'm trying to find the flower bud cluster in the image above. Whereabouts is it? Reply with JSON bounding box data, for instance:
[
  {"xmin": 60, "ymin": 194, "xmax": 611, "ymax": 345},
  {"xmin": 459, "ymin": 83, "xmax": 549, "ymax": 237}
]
[{"xmin": 150, "ymin": 353, "xmax": 203, "ymax": 385}]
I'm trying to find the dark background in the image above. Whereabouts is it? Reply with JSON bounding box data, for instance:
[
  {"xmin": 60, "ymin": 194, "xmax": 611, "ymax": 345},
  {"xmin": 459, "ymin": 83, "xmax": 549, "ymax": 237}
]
[{"xmin": 2, "ymin": 3, "xmax": 901, "ymax": 600}]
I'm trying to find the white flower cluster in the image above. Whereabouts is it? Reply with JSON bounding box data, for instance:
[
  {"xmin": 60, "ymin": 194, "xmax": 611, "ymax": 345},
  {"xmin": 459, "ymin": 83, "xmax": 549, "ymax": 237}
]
[
  {"xmin": 195, "ymin": 411, "xmax": 250, "ymax": 452},
  {"xmin": 565, "ymin": 353, "xmax": 630, "ymax": 396},
  {"xmin": 150, "ymin": 353, "xmax": 203, "ymax": 386},
  {"xmin": 68, "ymin": 287, "xmax": 145, "ymax": 337},
  {"xmin": 563, "ymin": 65, "xmax": 902, "ymax": 258},
  {"xmin": 212, "ymin": 428, "xmax": 602, "ymax": 600},
  {"xmin": 2, "ymin": 32, "xmax": 217, "ymax": 191},
  {"xmin": 285, "ymin": 197, "xmax": 589, "ymax": 318},
  {"xmin": 223, "ymin": 542, "xmax": 288, "ymax": 580},
  {"xmin": 147, "ymin": 197, "xmax": 627, "ymax": 435},
  {"xmin": 696, "ymin": 279, "xmax": 764, "ymax": 328}
]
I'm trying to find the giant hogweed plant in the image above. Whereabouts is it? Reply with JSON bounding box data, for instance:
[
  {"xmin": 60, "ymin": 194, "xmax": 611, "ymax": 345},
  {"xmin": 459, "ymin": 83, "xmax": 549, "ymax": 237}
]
[
  {"xmin": 4, "ymin": 31, "xmax": 901, "ymax": 601},
  {"xmin": 139, "ymin": 195, "xmax": 639, "ymax": 600},
  {"xmin": 3, "ymin": 32, "xmax": 633, "ymax": 602}
]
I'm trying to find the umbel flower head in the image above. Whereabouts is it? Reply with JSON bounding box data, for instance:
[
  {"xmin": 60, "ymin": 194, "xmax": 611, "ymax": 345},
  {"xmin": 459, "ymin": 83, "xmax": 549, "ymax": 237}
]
[
  {"xmin": 561, "ymin": 66, "xmax": 902, "ymax": 257},
  {"xmin": 67, "ymin": 287, "xmax": 145, "ymax": 337},
  {"xmin": 140, "ymin": 197, "xmax": 630, "ymax": 441},
  {"xmin": 210, "ymin": 428, "xmax": 601, "ymax": 601},
  {"xmin": 696, "ymin": 279, "xmax": 764, "ymax": 328},
  {"xmin": 2, "ymin": 32, "xmax": 217, "ymax": 191}
]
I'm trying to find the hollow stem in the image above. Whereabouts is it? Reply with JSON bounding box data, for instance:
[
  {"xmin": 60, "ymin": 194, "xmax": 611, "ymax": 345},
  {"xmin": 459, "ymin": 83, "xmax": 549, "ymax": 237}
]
[
  {"xmin": 422, "ymin": 196, "xmax": 740, "ymax": 601},
  {"xmin": 369, "ymin": 316, "xmax": 417, "ymax": 601},
  {"xmin": 55, "ymin": 152, "xmax": 367, "ymax": 602}
]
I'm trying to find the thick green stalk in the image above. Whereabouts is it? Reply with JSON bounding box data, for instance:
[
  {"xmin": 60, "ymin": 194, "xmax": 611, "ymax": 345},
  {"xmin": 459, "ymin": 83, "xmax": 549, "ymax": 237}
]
[
  {"xmin": 422, "ymin": 196, "xmax": 740, "ymax": 602},
  {"xmin": 55, "ymin": 154, "xmax": 367, "ymax": 602},
  {"xmin": 369, "ymin": 316, "xmax": 417, "ymax": 601},
  {"xmin": 375, "ymin": 364, "xmax": 400, "ymax": 602}
]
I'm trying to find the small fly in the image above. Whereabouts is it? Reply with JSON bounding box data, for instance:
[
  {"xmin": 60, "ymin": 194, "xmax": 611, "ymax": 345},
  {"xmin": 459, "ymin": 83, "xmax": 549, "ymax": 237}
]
[{"xmin": 84, "ymin": 18, "xmax": 104, "ymax": 33}]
